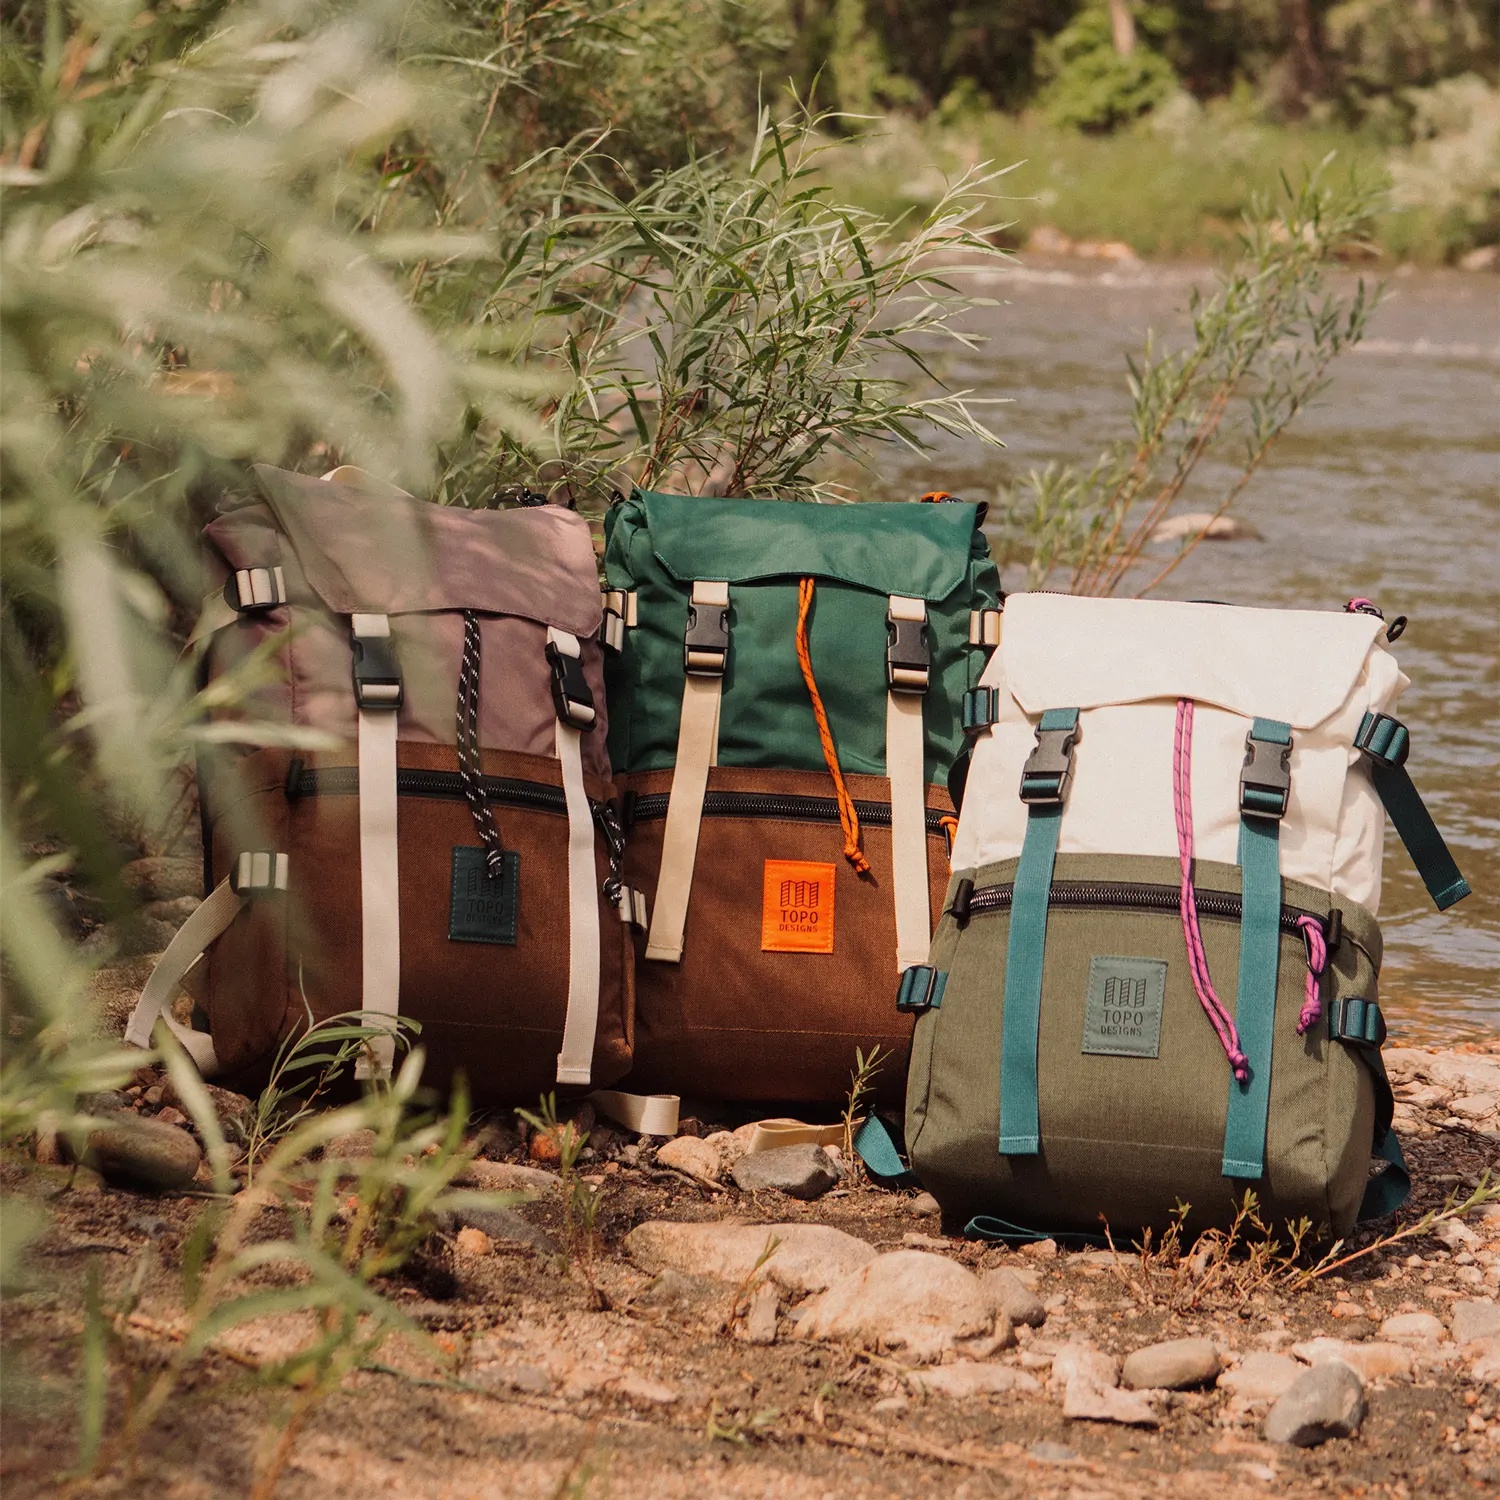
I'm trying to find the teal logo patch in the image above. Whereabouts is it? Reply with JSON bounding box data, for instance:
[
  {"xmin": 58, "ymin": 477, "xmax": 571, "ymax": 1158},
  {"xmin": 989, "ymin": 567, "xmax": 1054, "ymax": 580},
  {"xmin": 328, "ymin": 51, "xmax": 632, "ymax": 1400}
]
[
  {"xmin": 449, "ymin": 847, "xmax": 518, "ymax": 945},
  {"xmin": 1082, "ymin": 956, "xmax": 1166, "ymax": 1058}
]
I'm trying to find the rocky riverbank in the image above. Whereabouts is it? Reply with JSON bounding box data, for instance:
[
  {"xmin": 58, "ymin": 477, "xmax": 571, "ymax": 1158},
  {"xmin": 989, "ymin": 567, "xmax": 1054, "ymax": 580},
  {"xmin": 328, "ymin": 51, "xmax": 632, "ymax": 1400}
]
[{"xmin": 3, "ymin": 1011, "xmax": 1497, "ymax": 1499}]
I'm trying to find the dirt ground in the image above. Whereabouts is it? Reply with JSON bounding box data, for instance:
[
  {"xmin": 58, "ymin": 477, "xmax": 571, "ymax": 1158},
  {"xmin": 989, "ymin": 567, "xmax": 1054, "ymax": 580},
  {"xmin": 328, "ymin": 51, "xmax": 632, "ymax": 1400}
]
[{"xmin": 4, "ymin": 1047, "xmax": 1498, "ymax": 1500}]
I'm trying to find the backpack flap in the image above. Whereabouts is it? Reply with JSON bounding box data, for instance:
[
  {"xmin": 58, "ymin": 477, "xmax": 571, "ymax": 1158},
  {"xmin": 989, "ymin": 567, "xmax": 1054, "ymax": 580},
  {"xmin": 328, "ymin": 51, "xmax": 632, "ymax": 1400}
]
[{"xmin": 953, "ymin": 593, "xmax": 1404, "ymax": 913}]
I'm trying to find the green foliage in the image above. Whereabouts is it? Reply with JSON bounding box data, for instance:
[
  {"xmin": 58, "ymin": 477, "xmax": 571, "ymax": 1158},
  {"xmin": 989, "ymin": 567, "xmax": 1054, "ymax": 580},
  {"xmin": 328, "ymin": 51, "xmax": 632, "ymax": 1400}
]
[
  {"xmin": 464, "ymin": 108, "xmax": 1008, "ymax": 506},
  {"xmin": 1389, "ymin": 74, "xmax": 1500, "ymax": 256},
  {"xmin": 1035, "ymin": 3, "xmax": 1178, "ymax": 133},
  {"xmin": 517, "ymin": 1092, "xmax": 602, "ymax": 1281},
  {"xmin": 998, "ymin": 167, "xmax": 1382, "ymax": 595},
  {"xmin": 841, "ymin": 1043, "xmax": 886, "ymax": 1164}
]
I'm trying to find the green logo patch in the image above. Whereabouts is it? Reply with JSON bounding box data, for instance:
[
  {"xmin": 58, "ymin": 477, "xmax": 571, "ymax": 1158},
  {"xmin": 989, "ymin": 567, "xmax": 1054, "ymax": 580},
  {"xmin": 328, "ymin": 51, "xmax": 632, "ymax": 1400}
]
[
  {"xmin": 448, "ymin": 846, "xmax": 518, "ymax": 945},
  {"xmin": 1082, "ymin": 956, "xmax": 1166, "ymax": 1058}
]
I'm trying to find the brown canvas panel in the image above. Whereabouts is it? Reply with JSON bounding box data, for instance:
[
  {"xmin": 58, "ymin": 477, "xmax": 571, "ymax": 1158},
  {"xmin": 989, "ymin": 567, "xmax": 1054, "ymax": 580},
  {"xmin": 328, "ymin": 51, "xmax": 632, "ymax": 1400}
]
[
  {"xmin": 617, "ymin": 766, "xmax": 953, "ymax": 1104},
  {"xmin": 203, "ymin": 743, "xmax": 631, "ymax": 1102}
]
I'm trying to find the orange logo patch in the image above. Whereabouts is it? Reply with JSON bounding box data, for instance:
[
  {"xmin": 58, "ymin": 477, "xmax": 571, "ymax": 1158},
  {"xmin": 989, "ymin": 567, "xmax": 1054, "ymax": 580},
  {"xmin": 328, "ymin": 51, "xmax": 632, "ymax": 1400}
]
[{"xmin": 761, "ymin": 860, "xmax": 836, "ymax": 954}]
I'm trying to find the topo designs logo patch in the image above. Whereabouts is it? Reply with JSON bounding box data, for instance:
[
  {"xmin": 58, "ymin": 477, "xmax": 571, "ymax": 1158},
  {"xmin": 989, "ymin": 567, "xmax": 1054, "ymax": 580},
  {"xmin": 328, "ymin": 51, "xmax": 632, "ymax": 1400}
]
[
  {"xmin": 761, "ymin": 859, "xmax": 836, "ymax": 954},
  {"xmin": 1082, "ymin": 955, "xmax": 1167, "ymax": 1058}
]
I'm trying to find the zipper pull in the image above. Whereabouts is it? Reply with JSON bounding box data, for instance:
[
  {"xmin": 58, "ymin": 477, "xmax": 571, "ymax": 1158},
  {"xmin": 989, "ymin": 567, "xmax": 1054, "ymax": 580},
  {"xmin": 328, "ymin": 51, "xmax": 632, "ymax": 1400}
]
[
  {"xmin": 595, "ymin": 798, "xmax": 627, "ymax": 904},
  {"xmin": 284, "ymin": 757, "xmax": 305, "ymax": 802},
  {"xmin": 948, "ymin": 877, "xmax": 974, "ymax": 929}
]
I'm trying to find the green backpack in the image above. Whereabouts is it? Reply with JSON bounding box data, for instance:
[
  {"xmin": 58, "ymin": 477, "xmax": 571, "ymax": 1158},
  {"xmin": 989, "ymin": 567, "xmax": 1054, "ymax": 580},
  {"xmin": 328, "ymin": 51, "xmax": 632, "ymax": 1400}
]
[{"xmin": 603, "ymin": 489, "xmax": 1002, "ymax": 1103}]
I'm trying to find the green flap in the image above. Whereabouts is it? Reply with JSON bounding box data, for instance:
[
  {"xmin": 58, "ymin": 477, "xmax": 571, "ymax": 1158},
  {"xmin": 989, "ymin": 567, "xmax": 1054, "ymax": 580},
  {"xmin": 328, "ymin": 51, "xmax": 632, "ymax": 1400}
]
[{"xmin": 638, "ymin": 490, "xmax": 979, "ymax": 602}]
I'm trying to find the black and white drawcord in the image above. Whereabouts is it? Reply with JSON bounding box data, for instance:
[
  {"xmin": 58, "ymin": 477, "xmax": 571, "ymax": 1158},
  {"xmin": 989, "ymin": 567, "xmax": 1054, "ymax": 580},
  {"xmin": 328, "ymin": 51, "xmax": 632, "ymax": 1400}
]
[{"xmin": 457, "ymin": 611, "xmax": 507, "ymax": 878}]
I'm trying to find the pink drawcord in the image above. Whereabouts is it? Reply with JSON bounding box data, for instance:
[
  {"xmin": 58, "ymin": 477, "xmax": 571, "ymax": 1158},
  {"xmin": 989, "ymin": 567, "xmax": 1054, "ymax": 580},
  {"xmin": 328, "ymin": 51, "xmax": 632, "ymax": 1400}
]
[
  {"xmin": 1173, "ymin": 699, "xmax": 1250, "ymax": 1082},
  {"xmin": 1294, "ymin": 915, "xmax": 1327, "ymax": 1034},
  {"xmin": 1344, "ymin": 597, "xmax": 1380, "ymax": 616}
]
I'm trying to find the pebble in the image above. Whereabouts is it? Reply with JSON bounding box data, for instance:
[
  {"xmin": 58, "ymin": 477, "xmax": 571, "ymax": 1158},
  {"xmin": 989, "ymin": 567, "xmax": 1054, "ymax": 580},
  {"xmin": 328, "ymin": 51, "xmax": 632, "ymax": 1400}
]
[
  {"xmin": 1379, "ymin": 1311, "xmax": 1447, "ymax": 1343},
  {"xmin": 1122, "ymin": 1336, "xmax": 1221, "ymax": 1391},
  {"xmin": 455, "ymin": 1227, "xmax": 493, "ymax": 1256},
  {"xmin": 1452, "ymin": 1298, "xmax": 1500, "ymax": 1345},
  {"xmin": 1291, "ymin": 1338, "xmax": 1413, "ymax": 1384},
  {"xmin": 1264, "ymin": 1362, "xmax": 1365, "ymax": 1446},
  {"xmin": 444, "ymin": 1205, "xmax": 559, "ymax": 1254},
  {"xmin": 161, "ymin": 1080, "xmax": 256, "ymax": 1143},
  {"xmin": 624, "ymin": 1220, "xmax": 875, "ymax": 1295},
  {"xmin": 1218, "ymin": 1352, "xmax": 1304, "ymax": 1407},
  {"xmin": 908, "ymin": 1192, "xmax": 941, "ymax": 1217},
  {"xmin": 1050, "ymin": 1342, "xmax": 1121, "ymax": 1392},
  {"xmin": 1063, "ymin": 1377, "xmax": 1159, "ymax": 1426},
  {"xmin": 731, "ymin": 1143, "xmax": 840, "ymax": 1201},
  {"xmin": 702, "ymin": 1130, "xmax": 746, "ymax": 1174},
  {"xmin": 613, "ymin": 1375, "xmax": 678, "ymax": 1406},
  {"xmin": 741, "ymin": 1281, "xmax": 779, "ymax": 1345},
  {"xmin": 794, "ymin": 1251, "xmax": 1008, "ymax": 1362},
  {"xmin": 471, "ymin": 1362, "xmax": 552, "ymax": 1394},
  {"xmin": 1450, "ymin": 1094, "xmax": 1498, "ymax": 1119},
  {"xmin": 326, "ymin": 1129, "xmax": 378, "ymax": 1161},
  {"xmin": 979, "ymin": 1267, "xmax": 1048, "ymax": 1328},
  {"xmin": 1019, "ymin": 1237, "xmax": 1058, "ymax": 1259},
  {"xmin": 656, "ymin": 1135, "xmax": 724, "ymax": 1184},
  {"xmin": 459, "ymin": 1159, "xmax": 559, "ymax": 1194},
  {"xmin": 83, "ymin": 1114, "xmax": 202, "ymax": 1192},
  {"xmin": 907, "ymin": 1362, "xmax": 1043, "ymax": 1398}
]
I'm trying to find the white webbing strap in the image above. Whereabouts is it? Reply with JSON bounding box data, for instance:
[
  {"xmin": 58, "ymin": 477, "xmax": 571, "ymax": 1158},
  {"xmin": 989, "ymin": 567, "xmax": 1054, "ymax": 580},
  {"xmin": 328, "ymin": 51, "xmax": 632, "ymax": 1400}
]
[
  {"xmin": 124, "ymin": 849, "xmax": 288, "ymax": 1074},
  {"xmin": 352, "ymin": 612, "xmax": 401, "ymax": 1079},
  {"xmin": 549, "ymin": 628, "xmax": 602, "ymax": 1085},
  {"xmin": 589, "ymin": 1089, "xmax": 681, "ymax": 1137},
  {"xmin": 644, "ymin": 581, "xmax": 728, "ymax": 963},
  {"xmin": 969, "ymin": 608, "xmax": 1002, "ymax": 647},
  {"xmin": 887, "ymin": 595, "xmax": 931, "ymax": 972},
  {"xmin": 602, "ymin": 590, "xmax": 637, "ymax": 652}
]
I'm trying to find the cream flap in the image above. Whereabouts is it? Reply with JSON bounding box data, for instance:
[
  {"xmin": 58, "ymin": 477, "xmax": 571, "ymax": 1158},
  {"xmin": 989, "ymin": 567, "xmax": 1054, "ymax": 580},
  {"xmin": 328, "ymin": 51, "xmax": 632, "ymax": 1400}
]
[{"xmin": 998, "ymin": 593, "xmax": 1386, "ymax": 730}]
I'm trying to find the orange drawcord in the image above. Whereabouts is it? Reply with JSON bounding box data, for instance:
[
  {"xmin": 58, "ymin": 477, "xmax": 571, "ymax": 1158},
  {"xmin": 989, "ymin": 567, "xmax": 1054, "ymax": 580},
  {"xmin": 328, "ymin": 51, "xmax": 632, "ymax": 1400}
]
[
  {"xmin": 796, "ymin": 578, "xmax": 871, "ymax": 876},
  {"xmin": 919, "ymin": 490, "xmax": 953, "ymax": 503}
]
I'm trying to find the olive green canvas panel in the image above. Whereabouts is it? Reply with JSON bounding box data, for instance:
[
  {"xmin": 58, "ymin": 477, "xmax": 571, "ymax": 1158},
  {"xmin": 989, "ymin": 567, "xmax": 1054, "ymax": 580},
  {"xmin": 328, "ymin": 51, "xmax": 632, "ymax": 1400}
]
[
  {"xmin": 602, "ymin": 491, "xmax": 1002, "ymax": 782},
  {"xmin": 906, "ymin": 852, "xmax": 1382, "ymax": 1239}
]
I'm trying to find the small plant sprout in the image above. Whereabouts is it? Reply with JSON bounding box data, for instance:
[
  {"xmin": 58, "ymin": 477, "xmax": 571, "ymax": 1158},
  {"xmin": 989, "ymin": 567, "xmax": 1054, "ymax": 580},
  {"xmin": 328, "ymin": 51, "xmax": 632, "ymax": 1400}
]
[
  {"xmin": 728, "ymin": 1231, "xmax": 783, "ymax": 1331},
  {"xmin": 842, "ymin": 1044, "xmax": 889, "ymax": 1168},
  {"xmin": 517, "ymin": 1093, "xmax": 606, "ymax": 1302}
]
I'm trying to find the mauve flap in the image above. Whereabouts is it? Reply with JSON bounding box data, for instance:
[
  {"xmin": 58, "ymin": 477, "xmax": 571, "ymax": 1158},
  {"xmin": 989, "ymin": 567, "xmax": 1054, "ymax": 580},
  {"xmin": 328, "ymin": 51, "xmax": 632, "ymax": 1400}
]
[{"xmin": 246, "ymin": 466, "xmax": 602, "ymax": 634}]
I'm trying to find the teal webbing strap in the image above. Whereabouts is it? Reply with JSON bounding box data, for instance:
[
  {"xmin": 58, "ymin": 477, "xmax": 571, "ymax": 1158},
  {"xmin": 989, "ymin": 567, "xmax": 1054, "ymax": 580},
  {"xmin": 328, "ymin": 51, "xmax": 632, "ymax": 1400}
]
[
  {"xmin": 999, "ymin": 706, "xmax": 1078, "ymax": 1156},
  {"xmin": 1356, "ymin": 713, "xmax": 1471, "ymax": 911},
  {"xmin": 1358, "ymin": 1130, "xmax": 1411, "ymax": 1221},
  {"xmin": 965, "ymin": 1214, "xmax": 1109, "ymax": 1248},
  {"xmin": 853, "ymin": 1115, "xmax": 918, "ymax": 1187},
  {"xmin": 1223, "ymin": 717, "xmax": 1290, "ymax": 1181}
]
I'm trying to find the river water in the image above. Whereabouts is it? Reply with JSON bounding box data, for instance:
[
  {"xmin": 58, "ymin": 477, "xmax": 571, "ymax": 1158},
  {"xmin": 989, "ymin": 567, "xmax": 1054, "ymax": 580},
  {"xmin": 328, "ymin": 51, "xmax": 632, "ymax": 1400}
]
[{"xmin": 878, "ymin": 260, "xmax": 1499, "ymax": 1046}]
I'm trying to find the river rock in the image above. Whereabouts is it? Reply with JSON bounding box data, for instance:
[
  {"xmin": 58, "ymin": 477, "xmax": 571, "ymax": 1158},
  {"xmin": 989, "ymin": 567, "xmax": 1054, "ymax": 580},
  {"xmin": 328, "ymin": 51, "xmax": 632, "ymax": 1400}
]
[
  {"xmin": 1122, "ymin": 1336, "xmax": 1221, "ymax": 1391},
  {"xmin": 1379, "ymin": 1311, "xmax": 1447, "ymax": 1344},
  {"xmin": 741, "ymin": 1281, "xmax": 779, "ymax": 1345},
  {"xmin": 1063, "ymin": 1377, "xmax": 1158, "ymax": 1426},
  {"xmin": 1050, "ymin": 1342, "xmax": 1121, "ymax": 1392},
  {"xmin": 444, "ymin": 1204, "xmax": 559, "ymax": 1254},
  {"xmin": 1452, "ymin": 1299, "xmax": 1500, "ymax": 1344},
  {"xmin": 794, "ymin": 1251, "xmax": 1005, "ymax": 1362},
  {"xmin": 1150, "ymin": 512, "xmax": 1261, "ymax": 544},
  {"xmin": 1291, "ymin": 1337, "xmax": 1413, "ymax": 1384},
  {"xmin": 121, "ymin": 856, "xmax": 203, "ymax": 903},
  {"xmin": 1468, "ymin": 1337, "xmax": 1500, "ymax": 1383},
  {"xmin": 326, "ymin": 1129, "xmax": 378, "ymax": 1161},
  {"xmin": 1264, "ymin": 1362, "xmax": 1365, "ymax": 1446},
  {"xmin": 460, "ymin": 1159, "xmax": 559, "ymax": 1194},
  {"xmin": 161, "ymin": 1079, "xmax": 256, "ymax": 1144},
  {"xmin": 731, "ymin": 1143, "xmax": 840, "ymax": 1200},
  {"xmin": 908, "ymin": 1192, "xmax": 941, "ymax": 1216},
  {"xmin": 455, "ymin": 1227, "xmax": 494, "ymax": 1256},
  {"xmin": 1218, "ymin": 1352, "xmax": 1304, "ymax": 1407},
  {"xmin": 83, "ymin": 1114, "xmax": 202, "ymax": 1192},
  {"xmin": 624, "ymin": 1221, "xmax": 874, "ymax": 1295},
  {"xmin": 908, "ymin": 1362, "xmax": 1043, "ymax": 1398},
  {"xmin": 657, "ymin": 1135, "xmax": 724, "ymax": 1184},
  {"xmin": 980, "ymin": 1267, "xmax": 1048, "ymax": 1328}
]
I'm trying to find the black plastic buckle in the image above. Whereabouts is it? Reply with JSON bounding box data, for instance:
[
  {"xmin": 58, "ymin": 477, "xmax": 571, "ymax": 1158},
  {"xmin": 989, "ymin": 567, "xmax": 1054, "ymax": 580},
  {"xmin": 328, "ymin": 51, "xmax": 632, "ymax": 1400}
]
[
  {"xmin": 1354, "ymin": 711, "xmax": 1409, "ymax": 768},
  {"xmin": 683, "ymin": 597, "xmax": 729, "ymax": 676},
  {"xmin": 886, "ymin": 612, "xmax": 930, "ymax": 693},
  {"xmin": 896, "ymin": 965, "xmax": 947, "ymax": 1013},
  {"xmin": 1333, "ymin": 996, "xmax": 1385, "ymax": 1048},
  {"xmin": 1239, "ymin": 731, "xmax": 1291, "ymax": 818},
  {"xmin": 352, "ymin": 635, "xmax": 403, "ymax": 710},
  {"xmin": 962, "ymin": 686, "xmax": 1000, "ymax": 736},
  {"xmin": 1020, "ymin": 722, "xmax": 1079, "ymax": 805},
  {"xmin": 546, "ymin": 642, "xmax": 596, "ymax": 731}
]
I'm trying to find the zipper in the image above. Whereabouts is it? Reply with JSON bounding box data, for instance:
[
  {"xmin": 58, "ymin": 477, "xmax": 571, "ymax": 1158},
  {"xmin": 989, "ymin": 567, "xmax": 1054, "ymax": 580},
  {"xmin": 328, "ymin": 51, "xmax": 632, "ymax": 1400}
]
[
  {"xmin": 947, "ymin": 878, "xmax": 1337, "ymax": 944},
  {"xmin": 628, "ymin": 789, "xmax": 949, "ymax": 836},
  {"xmin": 285, "ymin": 762, "xmax": 569, "ymax": 816}
]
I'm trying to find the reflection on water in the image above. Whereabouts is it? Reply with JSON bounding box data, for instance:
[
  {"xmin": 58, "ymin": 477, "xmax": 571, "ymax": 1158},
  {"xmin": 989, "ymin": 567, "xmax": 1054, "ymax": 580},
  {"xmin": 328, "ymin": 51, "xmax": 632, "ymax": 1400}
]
[{"xmin": 881, "ymin": 260, "xmax": 1499, "ymax": 1045}]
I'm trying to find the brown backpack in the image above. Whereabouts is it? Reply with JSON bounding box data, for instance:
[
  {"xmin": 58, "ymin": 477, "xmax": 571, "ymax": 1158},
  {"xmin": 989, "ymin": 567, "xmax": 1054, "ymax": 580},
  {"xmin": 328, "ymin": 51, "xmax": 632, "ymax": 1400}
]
[{"xmin": 126, "ymin": 466, "xmax": 634, "ymax": 1100}]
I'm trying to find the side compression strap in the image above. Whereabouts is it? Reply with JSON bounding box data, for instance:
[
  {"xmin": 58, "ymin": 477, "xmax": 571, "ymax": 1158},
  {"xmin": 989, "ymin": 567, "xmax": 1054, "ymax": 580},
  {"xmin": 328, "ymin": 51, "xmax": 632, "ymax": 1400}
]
[
  {"xmin": 887, "ymin": 595, "xmax": 931, "ymax": 971},
  {"xmin": 1224, "ymin": 717, "xmax": 1291, "ymax": 1180},
  {"xmin": 1356, "ymin": 712, "xmax": 1471, "ymax": 911},
  {"xmin": 645, "ymin": 581, "xmax": 728, "ymax": 963},
  {"xmin": 548, "ymin": 627, "xmax": 602, "ymax": 1085},
  {"xmin": 351, "ymin": 612, "xmax": 402, "ymax": 1080},
  {"xmin": 1359, "ymin": 1128, "xmax": 1411, "ymax": 1221},
  {"xmin": 999, "ymin": 707, "xmax": 1079, "ymax": 1156}
]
